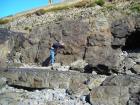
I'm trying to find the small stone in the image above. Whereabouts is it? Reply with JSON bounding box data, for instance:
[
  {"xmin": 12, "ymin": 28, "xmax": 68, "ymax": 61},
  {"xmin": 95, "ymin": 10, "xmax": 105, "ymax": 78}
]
[
  {"xmin": 52, "ymin": 63, "xmax": 61, "ymax": 70},
  {"xmin": 57, "ymin": 65, "xmax": 70, "ymax": 71},
  {"xmin": 92, "ymin": 71, "xmax": 97, "ymax": 75},
  {"xmin": 132, "ymin": 64, "xmax": 140, "ymax": 74}
]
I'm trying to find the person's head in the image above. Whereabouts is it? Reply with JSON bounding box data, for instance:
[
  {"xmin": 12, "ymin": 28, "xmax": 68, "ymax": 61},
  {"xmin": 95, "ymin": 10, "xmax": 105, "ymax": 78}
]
[{"xmin": 59, "ymin": 40, "xmax": 64, "ymax": 46}]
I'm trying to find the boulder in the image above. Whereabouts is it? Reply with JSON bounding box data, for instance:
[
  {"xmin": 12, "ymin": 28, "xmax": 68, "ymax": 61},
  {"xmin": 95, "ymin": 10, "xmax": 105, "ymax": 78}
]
[
  {"xmin": 132, "ymin": 64, "xmax": 140, "ymax": 74},
  {"xmin": 68, "ymin": 78, "xmax": 89, "ymax": 97},
  {"xmin": 112, "ymin": 37, "xmax": 126, "ymax": 46},
  {"xmin": 0, "ymin": 68, "xmax": 71, "ymax": 89},
  {"xmin": 102, "ymin": 75, "xmax": 140, "ymax": 87},
  {"xmin": 111, "ymin": 18, "xmax": 134, "ymax": 38},
  {"xmin": 85, "ymin": 46, "xmax": 122, "ymax": 74},
  {"xmin": 70, "ymin": 59, "xmax": 88, "ymax": 72},
  {"xmin": 87, "ymin": 75, "xmax": 107, "ymax": 90},
  {"xmin": 97, "ymin": 75, "xmax": 140, "ymax": 105},
  {"xmin": 87, "ymin": 33, "xmax": 111, "ymax": 46},
  {"xmin": 128, "ymin": 86, "xmax": 140, "ymax": 105},
  {"xmin": 0, "ymin": 68, "xmax": 100, "ymax": 91},
  {"xmin": 51, "ymin": 63, "xmax": 61, "ymax": 70},
  {"xmin": 57, "ymin": 65, "xmax": 70, "ymax": 71},
  {"xmin": 90, "ymin": 86, "xmax": 129, "ymax": 105}
]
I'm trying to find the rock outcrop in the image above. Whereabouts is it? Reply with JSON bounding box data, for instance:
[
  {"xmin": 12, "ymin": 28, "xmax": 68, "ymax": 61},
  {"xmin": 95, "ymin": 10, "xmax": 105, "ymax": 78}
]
[
  {"xmin": 0, "ymin": 4, "xmax": 140, "ymax": 74},
  {"xmin": 0, "ymin": 67, "xmax": 107, "ymax": 105},
  {"xmin": 90, "ymin": 75, "xmax": 140, "ymax": 105},
  {"xmin": 0, "ymin": 67, "xmax": 140, "ymax": 105},
  {"xmin": 0, "ymin": 0, "xmax": 140, "ymax": 105},
  {"xmin": 0, "ymin": 68, "xmax": 106, "ymax": 93}
]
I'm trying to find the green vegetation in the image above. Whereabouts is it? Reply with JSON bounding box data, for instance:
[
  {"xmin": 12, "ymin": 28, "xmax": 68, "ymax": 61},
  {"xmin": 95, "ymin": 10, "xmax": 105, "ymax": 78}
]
[
  {"xmin": 130, "ymin": 3, "xmax": 140, "ymax": 12},
  {"xmin": 29, "ymin": 28, "xmax": 32, "ymax": 32},
  {"xmin": 35, "ymin": 9, "xmax": 46, "ymax": 16},
  {"xmin": 105, "ymin": 4, "xmax": 117, "ymax": 10},
  {"xmin": 0, "ymin": 19, "xmax": 10, "ymax": 24},
  {"xmin": 24, "ymin": 26, "xmax": 32, "ymax": 32},
  {"xmin": 6, "ymin": 15, "xmax": 13, "ymax": 18},
  {"xmin": 1, "ymin": 0, "xmax": 105, "ymax": 19},
  {"xmin": 43, "ymin": 4, "xmax": 70, "ymax": 12},
  {"xmin": 35, "ymin": 2, "xmax": 75, "ymax": 16},
  {"xmin": 24, "ymin": 26, "xmax": 30, "ymax": 30},
  {"xmin": 95, "ymin": 0, "xmax": 105, "ymax": 6},
  {"xmin": 34, "ymin": 0, "xmax": 96, "ymax": 16},
  {"xmin": 26, "ymin": 13, "xmax": 32, "ymax": 18}
]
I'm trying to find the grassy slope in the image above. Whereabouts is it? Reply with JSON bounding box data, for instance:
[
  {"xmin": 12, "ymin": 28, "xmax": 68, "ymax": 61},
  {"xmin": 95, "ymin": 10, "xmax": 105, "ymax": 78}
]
[
  {"xmin": 0, "ymin": 0, "xmax": 95, "ymax": 23},
  {"xmin": 0, "ymin": 0, "xmax": 139, "ymax": 25}
]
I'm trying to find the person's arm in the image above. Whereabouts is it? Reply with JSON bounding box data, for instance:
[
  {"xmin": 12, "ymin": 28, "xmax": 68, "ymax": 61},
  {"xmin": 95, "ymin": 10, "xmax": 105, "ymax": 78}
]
[
  {"xmin": 59, "ymin": 41, "xmax": 65, "ymax": 48},
  {"xmin": 53, "ymin": 42, "xmax": 65, "ymax": 55}
]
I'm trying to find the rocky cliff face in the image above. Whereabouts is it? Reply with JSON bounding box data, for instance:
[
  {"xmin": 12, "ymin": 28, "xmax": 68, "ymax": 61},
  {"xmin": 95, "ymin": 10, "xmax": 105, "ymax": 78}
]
[
  {"xmin": 1, "ymin": 5, "xmax": 140, "ymax": 74},
  {"xmin": 0, "ymin": 0, "xmax": 140, "ymax": 105}
]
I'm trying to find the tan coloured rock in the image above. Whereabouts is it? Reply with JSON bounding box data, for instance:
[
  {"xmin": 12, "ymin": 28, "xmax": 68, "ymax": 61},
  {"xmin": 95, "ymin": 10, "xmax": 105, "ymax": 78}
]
[{"xmin": 90, "ymin": 86, "xmax": 129, "ymax": 105}]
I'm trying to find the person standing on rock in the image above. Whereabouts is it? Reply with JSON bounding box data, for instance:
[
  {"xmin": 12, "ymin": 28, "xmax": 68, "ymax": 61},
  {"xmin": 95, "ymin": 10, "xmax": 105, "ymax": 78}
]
[
  {"xmin": 50, "ymin": 41, "xmax": 64, "ymax": 65},
  {"xmin": 48, "ymin": 0, "xmax": 53, "ymax": 5}
]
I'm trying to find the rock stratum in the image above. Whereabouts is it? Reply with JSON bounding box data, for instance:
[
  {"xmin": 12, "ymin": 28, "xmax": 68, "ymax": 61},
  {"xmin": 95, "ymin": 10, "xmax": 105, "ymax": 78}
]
[
  {"xmin": 0, "ymin": 67, "xmax": 140, "ymax": 105},
  {"xmin": 0, "ymin": 0, "xmax": 140, "ymax": 105}
]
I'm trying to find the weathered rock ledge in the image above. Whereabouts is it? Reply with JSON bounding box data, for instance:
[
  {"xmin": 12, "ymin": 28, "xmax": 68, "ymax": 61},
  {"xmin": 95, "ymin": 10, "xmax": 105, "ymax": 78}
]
[
  {"xmin": 0, "ymin": 67, "xmax": 139, "ymax": 105},
  {"xmin": 0, "ymin": 68, "xmax": 106, "ymax": 93}
]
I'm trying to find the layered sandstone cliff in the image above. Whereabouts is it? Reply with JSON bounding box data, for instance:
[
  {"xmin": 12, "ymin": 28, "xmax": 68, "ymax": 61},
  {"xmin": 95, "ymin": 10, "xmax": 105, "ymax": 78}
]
[{"xmin": 0, "ymin": 0, "xmax": 140, "ymax": 105}]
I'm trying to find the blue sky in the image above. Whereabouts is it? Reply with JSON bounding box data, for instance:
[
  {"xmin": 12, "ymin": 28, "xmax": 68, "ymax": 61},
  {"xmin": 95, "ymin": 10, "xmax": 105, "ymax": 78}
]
[{"xmin": 0, "ymin": 0, "xmax": 60, "ymax": 18}]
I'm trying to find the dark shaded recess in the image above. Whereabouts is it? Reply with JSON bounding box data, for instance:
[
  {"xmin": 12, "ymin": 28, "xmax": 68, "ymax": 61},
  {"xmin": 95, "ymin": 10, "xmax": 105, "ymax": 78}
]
[
  {"xmin": 111, "ymin": 69, "xmax": 119, "ymax": 74},
  {"xmin": 111, "ymin": 45, "xmax": 120, "ymax": 49},
  {"xmin": 66, "ymin": 89, "xmax": 73, "ymax": 95},
  {"xmin": 42, "ymin": 56, "xmax": 51, "ymax": 66},
  {"xmin": 85, "ymin": 95, "xmax": 91, "ymax": 104},
  {"xmin": 130, "ymin": 68, "xmax": 138, "ymax": 74},
  {"xmin": 84, "ymin": 64, "xmax": 93, "ymax": 73},
  {"xmin": 122, "ymin": 30, "xmax": 140, "ymax": 51},
  {"xmin": 34, "ymin": 57, "xmax": 39, "ymax": 63},
  {"xmin": 84, "ymin": 64, "xmax": 112, "ymax": 75},
  {"xmin": 9, "ymin": 85, "xmax": 45, "ymax": 91},
  {"xmin": 93, "ymin": 64, "xmax": 111, "ymax": 76}
]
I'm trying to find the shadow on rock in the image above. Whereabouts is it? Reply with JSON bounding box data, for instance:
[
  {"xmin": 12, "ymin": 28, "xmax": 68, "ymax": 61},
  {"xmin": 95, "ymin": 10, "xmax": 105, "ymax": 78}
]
[{"xmin": 42, "ymin": 56, "xmax": 51, "ymax": 66}]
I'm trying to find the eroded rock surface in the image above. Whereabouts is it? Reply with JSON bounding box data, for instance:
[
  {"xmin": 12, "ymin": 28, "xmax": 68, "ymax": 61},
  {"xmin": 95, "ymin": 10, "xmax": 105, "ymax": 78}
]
[
  {"xmin": 90, "ymin": 75, "xmax": 140, "ymax": 105},
  {"xmin": 0, "ymin": 0, "xmax": 140, "ymax": 105},
  {"xmin": 0, "ymin": 11, "xmax": 140, "ymax": 75}
]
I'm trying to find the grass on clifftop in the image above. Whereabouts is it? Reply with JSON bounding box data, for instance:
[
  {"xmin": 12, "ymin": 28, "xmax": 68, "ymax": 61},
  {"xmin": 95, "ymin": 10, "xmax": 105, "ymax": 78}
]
[
  {"xmin": 130, "ymin": 3, "xmax": 140, "ymax": 13},
  {"xmin": 24, "ymin": 26, "xmax": 32, "ymax": 32},
  {"xmin": 35, "ymin": 0, "xmax": 97, "ymax": 16},
  {"xmin": 1, "ymin": 0, "xmax": 106, "ymax": 21},
  {"xmin": 35, "ymin": 0, "xmax": 106, "ymax": 16},
  {"xmin": 0, "ymin": 19, "xmax": 10, "ymax": 24},
  {"xmin": 95, "ymin": 0, "xmax": 105, "ymax": 6}
]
